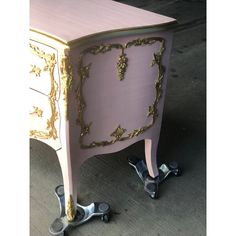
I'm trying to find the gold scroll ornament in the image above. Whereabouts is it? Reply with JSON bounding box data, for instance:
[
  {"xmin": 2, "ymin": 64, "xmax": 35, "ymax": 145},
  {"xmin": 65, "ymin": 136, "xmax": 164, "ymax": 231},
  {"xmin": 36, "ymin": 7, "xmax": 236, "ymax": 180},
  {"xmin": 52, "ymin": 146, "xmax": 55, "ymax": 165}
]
[
  {"xmin": 30, "ymin": 65, "xmax": 41, "ymax": 77},
  {"xmin": 29, "ymin": 43, "xmax": 59, "ymax": 140},
  {"xmin": 76, "ymin": 37, "xmax": 166, "ymax": 149},
  {"xmin": 60, "ymin": 55, "xmax": 73, "ymax": 120},
  {"xmin": 30, "ymin": 106, "xmax": 43, "ymax": 117}
]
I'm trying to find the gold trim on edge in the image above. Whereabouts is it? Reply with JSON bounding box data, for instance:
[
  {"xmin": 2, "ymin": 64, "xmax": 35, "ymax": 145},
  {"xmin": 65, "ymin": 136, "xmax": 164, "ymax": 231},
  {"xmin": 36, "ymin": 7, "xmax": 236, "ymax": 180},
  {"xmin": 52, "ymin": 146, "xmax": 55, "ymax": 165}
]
[
  {"xmin": 60, "ymin": 55, "xmax": 73, "ymax": 120},
  {"xmin": 29, "ymin": 42, "xmax": 59, "ymax": 140},
  {"xmin": 76, "ymin": 37, "xmax": 166, "ymax": 149},
  {"xmin": 67, "ymin": 195, "xmax": 76, "ymax": 222}
]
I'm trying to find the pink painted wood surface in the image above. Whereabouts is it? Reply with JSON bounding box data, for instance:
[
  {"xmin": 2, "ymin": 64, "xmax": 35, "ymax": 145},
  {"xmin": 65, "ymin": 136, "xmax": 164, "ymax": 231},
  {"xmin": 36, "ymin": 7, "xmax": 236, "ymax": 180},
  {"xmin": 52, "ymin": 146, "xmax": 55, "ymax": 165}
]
[
  {"xmin": 30, "ymin": 0, "xmax": 176, "ymax": 43},
  {"xmin": 30, "ymin": 0, "xmax": 176, "ymax": 217},
  {"xmin": 68, "ymin": 30, "xmax": 173, "ymax": 177},
  {"xmin": 56, "ymin": 122, "xmax": 78, "ymax": 211},
  {"xmin": 145, "ymin": 139, "xmax": 158, "ymax": 178}
]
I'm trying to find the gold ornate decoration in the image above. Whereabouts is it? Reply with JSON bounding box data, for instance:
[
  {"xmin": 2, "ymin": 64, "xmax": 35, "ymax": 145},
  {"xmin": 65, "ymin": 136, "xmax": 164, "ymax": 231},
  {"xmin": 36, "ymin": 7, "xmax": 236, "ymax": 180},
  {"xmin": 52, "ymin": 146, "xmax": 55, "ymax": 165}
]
[
  {"xmin": 117, "ymin": 49, "xmax": 128, "ymax": 81},
  {"xmin": 76, "ymin": 37, "xmax": 166, "ymax": 148},
  {"xmin": 83, "ymin": 44, "xmax": 123, "ymax": 55},
  {"xmin": 125, "ymin": 37, "xmax": 159, "ymax": 48},
  {"xmin": 30, "ymin": 106, "xmax": 43, "ymax": 117},
  {"xmin": 127, "ymin": 126, "xmax": 150, "ymax": 139},
  {"xmin": 147, "ymin": 104, "xmax": 157, "ymax": 117},
  {"xmin": 80, "ymin": 122, "xmax": 92, "ymax": 137},
  {"xmin": 60, "ymin": 55, "xmax": 73, "ymax": 119},
  {"xmin": 80, "ymin": 63, "xmax": 91, "ymax": 82},
  {"xmin": 110, "ymin": 125, "xmax": 127, "ymax": 141},
  {"xmin": 29, "ymin": 43, "xmax": 59, "ymax": 140},
  {"xmin": 30, "ymin": 65, "xmax": 41, "ymax": 77},
  {"xmin": 66, "ymin": 195, "xmax": 76, "ymax": 222}
]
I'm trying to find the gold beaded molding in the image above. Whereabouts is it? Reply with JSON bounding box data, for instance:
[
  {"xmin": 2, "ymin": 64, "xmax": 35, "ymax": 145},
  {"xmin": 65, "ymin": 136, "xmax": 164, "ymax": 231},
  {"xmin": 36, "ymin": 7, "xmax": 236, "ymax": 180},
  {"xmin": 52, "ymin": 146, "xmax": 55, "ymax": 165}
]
[{"xmin": 76, "ymin": 37, "xmax": 166, "ymax": 149}]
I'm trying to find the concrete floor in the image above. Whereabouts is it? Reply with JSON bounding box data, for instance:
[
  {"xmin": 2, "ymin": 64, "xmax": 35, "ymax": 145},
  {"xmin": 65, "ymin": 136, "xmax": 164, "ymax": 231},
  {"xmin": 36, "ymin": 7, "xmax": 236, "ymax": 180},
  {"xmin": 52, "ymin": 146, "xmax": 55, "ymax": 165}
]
[{"xmin": 30, "ymin": 0, "xmax": 206, "ymax": 235}]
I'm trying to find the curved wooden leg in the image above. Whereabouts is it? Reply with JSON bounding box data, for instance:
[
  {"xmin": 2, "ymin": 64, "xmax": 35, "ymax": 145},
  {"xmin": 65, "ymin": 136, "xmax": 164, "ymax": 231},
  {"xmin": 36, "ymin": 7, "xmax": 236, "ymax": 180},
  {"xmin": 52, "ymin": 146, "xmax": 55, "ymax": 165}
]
[
  {"xmin": 50, "ymin": 149, "xmax": 111, "ymax": 235},
  {"xmin": 145, "ymin": 139, "xmax": 159, "ymax": 178},
  {"xmin": 56, "ymin": 147, "xmax": 78, "ymax": 222}
]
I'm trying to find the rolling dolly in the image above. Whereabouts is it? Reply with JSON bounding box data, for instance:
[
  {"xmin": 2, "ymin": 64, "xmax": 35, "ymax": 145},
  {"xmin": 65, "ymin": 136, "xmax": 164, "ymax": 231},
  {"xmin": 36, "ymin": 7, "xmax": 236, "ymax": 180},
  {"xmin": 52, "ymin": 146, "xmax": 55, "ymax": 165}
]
[
  {"xmin": 128, "ymin": 156, "xmax": 181, "ymax": 199},
  {"xmin": 49, "ymin": 185, "xmax": 111, "ymax": 236}
]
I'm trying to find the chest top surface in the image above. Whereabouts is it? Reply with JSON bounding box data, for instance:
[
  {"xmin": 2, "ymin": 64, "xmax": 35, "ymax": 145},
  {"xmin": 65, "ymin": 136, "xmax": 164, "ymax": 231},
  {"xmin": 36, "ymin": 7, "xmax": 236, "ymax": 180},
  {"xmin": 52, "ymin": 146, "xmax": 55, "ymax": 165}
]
[{"xmin": 30, "ymin": 0, "xmax": 176, "ymax": 44}]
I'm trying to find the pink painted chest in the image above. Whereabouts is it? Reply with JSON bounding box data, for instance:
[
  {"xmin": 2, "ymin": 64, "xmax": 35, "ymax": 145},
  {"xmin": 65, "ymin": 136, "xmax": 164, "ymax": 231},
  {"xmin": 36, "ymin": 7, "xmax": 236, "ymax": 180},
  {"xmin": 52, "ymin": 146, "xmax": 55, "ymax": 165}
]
[{"xmin": 30, "ymin": 0, "xmax": 177, "ymax": 234}]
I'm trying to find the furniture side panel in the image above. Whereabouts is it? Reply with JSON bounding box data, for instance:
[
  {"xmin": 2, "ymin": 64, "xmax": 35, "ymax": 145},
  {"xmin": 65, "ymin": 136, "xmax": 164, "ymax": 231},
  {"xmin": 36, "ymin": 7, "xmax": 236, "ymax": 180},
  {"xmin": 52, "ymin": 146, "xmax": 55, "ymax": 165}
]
[{"xmin": 68, "ymin": 30, "xmax": 173, "ymax": 161}]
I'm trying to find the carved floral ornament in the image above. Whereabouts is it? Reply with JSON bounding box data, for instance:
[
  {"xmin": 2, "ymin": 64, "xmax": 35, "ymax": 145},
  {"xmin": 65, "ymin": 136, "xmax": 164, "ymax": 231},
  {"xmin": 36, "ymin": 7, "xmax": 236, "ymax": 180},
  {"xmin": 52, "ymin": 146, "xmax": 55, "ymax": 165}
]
[
  {"xmin": 60, "ymin": 55, "xmax": 73, "ymax": 119},
  {"xmin": 76, "ymin": 37, "xmax": 166, "ymax": 149},
  {"xmin": 29, "ymin": 106, "xmax": 43, "ymax": 117},
  {"xmin": 30, "ymin": 65, "xmax": 42, "ymax": 77},
  {"xmin": 29, "ymin": 43, "xmax": 59, "ymax": 140}
]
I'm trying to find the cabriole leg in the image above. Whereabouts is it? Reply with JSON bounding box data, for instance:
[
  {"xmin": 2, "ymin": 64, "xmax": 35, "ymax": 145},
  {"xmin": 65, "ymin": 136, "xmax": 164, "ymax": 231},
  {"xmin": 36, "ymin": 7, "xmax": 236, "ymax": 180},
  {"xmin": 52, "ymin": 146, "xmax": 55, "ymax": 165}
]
[
  {"xmin": 49, "ymin": 149, "xmax": 111, "ymax": 236},
  {"xmin": 49, "ymin": 185, "xmax": 111, "ymax": 236}
]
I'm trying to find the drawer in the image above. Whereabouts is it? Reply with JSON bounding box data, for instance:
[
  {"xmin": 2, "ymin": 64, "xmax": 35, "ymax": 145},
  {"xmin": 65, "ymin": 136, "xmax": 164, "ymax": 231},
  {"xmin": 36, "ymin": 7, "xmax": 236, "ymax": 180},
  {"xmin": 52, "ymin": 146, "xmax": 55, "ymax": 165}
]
[
  {"xmin": 29, "ymin": 40, "xmax": 60, "ymax": 100},
  {"xmin": 29, "ymin": 89, "xmax": 61, "ymax": 150}
]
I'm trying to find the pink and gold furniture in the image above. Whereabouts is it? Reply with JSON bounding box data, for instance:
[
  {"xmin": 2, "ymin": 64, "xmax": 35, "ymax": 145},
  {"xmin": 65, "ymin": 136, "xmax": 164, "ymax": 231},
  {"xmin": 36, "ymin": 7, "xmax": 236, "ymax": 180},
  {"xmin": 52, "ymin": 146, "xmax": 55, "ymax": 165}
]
[{"xmin": 30, "ymin": 0, "xmax": 179, "ymax": 234}]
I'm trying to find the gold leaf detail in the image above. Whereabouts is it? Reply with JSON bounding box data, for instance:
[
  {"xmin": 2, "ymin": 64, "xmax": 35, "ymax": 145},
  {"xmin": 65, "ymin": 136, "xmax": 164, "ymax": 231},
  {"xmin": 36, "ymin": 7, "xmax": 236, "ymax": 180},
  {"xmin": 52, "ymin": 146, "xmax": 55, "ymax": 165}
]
[
  {"xmin": 88, "ymin": 44, "xmax": 123, "ymax": 55},
  {"xmin": 30, "ymin": 106, "xmax": 43, "ymax": 117},
  {"xmin": 29, "ymin": 43, "xmax": 59, "ymax": 140},
  {"xmin": 110, "ymin": 125, "xmax": 127, "ymax": 140},
  {"xmin": 60, "ymin": 55, "xmax": 73, "ymax": 120},
  {"xmin": 76, "ymin": 37, "xmax": 166, "ymax": 148},
  {"xmin": 127, "ymin": 126, "xmax": 150, "ymax": 138},
  {"xmin": 80, "ymin": 63, "xmax": 91, "ymax": 81},
  {"xmin": 80, "ymin": 122, "xmax": 92, "ymax": 137},
  {"xmin": 67, "ymin": 195, "xmax": 76, "ymax": 222},
  {"xmin": 147, "ymin": 104, "xmax": 157, "ymax": 117},
  {"xmin": 30, "ymin": 65, "xmax": 41, "ymax": 76},
  {"xmin": 151, "ymin": 53, "xmax": 161, "ymax": 67},
  {"xmin": 117, "ymin": 53, "xmax": 128, "ymax": 81}
]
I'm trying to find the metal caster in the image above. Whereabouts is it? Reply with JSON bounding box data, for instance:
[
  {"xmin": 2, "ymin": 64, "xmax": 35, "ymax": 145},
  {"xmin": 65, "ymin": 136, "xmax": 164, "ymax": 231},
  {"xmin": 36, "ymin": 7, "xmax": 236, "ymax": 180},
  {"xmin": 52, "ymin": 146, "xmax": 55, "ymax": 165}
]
[
  {"xmin": 127, "ymin": 156, "xmax": 159, "ymax": 199},
  {"xmin": 49, "ymin": 185, "xmax": 111, "ymax": 235},
  {"xmin": 128, "ymin": 156, "xmax": 181, "ymax": 199},
  {"xmin": 169, "ymin": 161, "xmax": 182, "ymax": 177},
  {"xmin": 158, "ymin": 161, "xmax": 182, "ymax": 182},
  {"xmin": 101, "ymin": 213, "xmax": 110, "ymax": 223},
  {"xmin": 144, "ymin": 175, "xmax": 159, "ymax": 199}
]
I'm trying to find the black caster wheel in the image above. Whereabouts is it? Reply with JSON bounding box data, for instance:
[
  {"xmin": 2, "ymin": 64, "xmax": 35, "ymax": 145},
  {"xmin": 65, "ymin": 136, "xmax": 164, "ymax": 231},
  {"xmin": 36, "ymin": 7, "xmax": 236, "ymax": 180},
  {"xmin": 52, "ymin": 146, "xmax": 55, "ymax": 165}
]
[
  {"xmin": 49, "ymin": 218, "xmax": 66, "ymax": 236},
  {"xmin": 169, "ymin": 162, "xmax": 182, "ymax": 177},
  {"xmin": 174, "ymin": 167, "xmax": 182, "ymax": 177},
  {"xmin": 101, "ymin": 213, "xmax": 110, "ymax": 223},
  {"xmin": 144, "ymin": 178, "xmax": 158, "ymax": 200}
]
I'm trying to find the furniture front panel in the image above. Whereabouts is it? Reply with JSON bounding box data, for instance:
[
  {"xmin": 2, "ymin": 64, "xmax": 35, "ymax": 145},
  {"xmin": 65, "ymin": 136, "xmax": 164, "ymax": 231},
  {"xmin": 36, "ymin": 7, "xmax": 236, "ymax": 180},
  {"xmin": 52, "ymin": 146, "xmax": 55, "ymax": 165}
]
[
  {"xmin": 29, "ymin": 88, "xmax": 61, "ymax": 150},
  {"xmin": 29, "ymin": 40, "xmax": 60, "ymax": 100}
]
